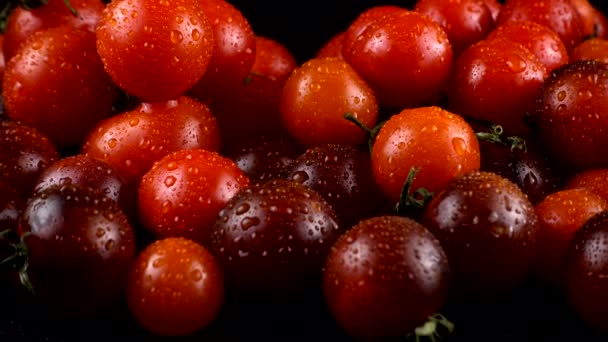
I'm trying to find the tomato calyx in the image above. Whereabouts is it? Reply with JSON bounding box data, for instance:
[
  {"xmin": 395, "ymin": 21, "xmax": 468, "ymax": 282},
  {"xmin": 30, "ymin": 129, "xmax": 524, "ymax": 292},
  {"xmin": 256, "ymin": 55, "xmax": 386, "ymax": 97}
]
[
  {"xmin": 475, "ymin": 124, "xmax": 527, "ymax": 152},
  {"xmin": 243, "ymin": 72, "xmax": 266, "ymax": 84},
  {"xmin": 343, "ymin": 112, "xmax": 385, "ymax": 153},
  {"xmin": 395, "ymin": 167, "xmax": 434, "ymax": 216},
  {"xmin": 407, "ymin": 313, "xmax": 455, "ymax": 342},
  {"xmin": 0, "ymin": 229, "xmax": 34, "ymax": 294}
]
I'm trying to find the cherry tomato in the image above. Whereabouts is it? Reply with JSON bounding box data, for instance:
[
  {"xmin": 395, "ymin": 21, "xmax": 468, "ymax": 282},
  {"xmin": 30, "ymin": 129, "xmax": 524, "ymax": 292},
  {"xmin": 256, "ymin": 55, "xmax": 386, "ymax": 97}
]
[
  {"xmin": 323, "ymin": 215, "xmax": 450, "ymax": 338},
  {"xmin": 414, "ymin": 0, "xmax": 495, "ymax": 57},
  {"xmin": 371, "ymin": 106, "xmax": 480, "ymax": 205},
  {"xmin": 570, "ymin": 38, "xmax": 608, "ymax": 64},
  {"xmin": 127, "ymin": 237, "xmax": 224, "ymax": 336},
  {"xmin": 96, "ymin": 0, "xmax": 214, "ymax": 102},
  {"xmin": 138, "ymin": 149, "xmax": 250, "ymax": 247},
  {"xmin": 0, "ymin": 121, "xmax": 60, "ymax": 198},
  {"xmin": 2, "ymin": 0, "xmax": 105, "ymax": 61},
  {"xmin": 188, "ymin": 0, "xmax": 256, "ymax": 105},
  {"xmin": 532, "ymin": 60, "xmax": 608, "ymax": 170},
  {"xmin": 316, "ymin": 31, "xmax": 345, "ymax": 59},
  {"xmin": 497, "ymin": 0, "xmax": 586, "ymax": 52},
  {"xmin": 343, "ymin": 9, "xmax": 453, "ymax": 110},
  {"xmin": 280, "ymin": 57, "xmax": 379, "ymax": 148},
  {"xmin": 19, "ymin": 184, "xmax": 136, "ymax": 318},
  {"xmin": 3, "ymin": 25, "xmax": 119, "ymax": 150},
  {"xmin": 422, "ymin": 171, "xmax": 539, "ymax": 300},
  {"xmin": 571, "ymin": 0, "xmax": 605, "ymax": 38},
  {"xmin": 486, "ymin": 20, "xmax": 569, "ymax": 73},
  {"xmin": 566, "ymin": 169, "xmax": 608, "ymax": 203},
  {"xmin": 211, "ymin": 179, "xmax": 341, "ymax": 296},
  {"xmin": 534, "ymin": 188, "xmax": 607, "ymax": 286},
  {"xmin": 565, "ymin": 211, "xmax": 608, "ymax": 332},
  {"xmin": 448, "ymin": 37, "xmax": 547, "ymax": 137}
]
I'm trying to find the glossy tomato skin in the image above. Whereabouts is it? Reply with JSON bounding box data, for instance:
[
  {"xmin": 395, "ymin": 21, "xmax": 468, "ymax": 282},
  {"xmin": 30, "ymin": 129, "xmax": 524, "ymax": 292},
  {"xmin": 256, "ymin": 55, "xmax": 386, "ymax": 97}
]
[
  {"xmin": 3, "ymin": 26, "xmax": 119, "ymax": 150},
  {"xmin": 571, "ymin": 0, "xmax": 605, "ymax": 38},
  {"xmin": 567, "ymin": 169, "xmax": 608, "ymax": 203},
  {"xmin": 570, "ymin": 38, "xmax": 608, "ymax": 64},
  {"xmin": 565, "ymin": 211, "xmax": 608, "ymax": 332},
  {"xmin": 127, "ymin": 237, "xmax": 224, "ymax": 336},
  {"xmin": 486, "ymin": 20, "xmax": 569, "ymax": 73},
  {"xmin": 0, "ymin": 121, "xmax": 60, "ymax": 198},
  {"xmin": 534, "ymin": 189, "xmax": 607, "ymax": 286},
  {"xmin": 0, "ymin": 35, "xmax": 5, "ymax": 82},
  {"xmin": 188, "ymin": 0, "xmax": 256, "ymax": 105},
  {"xmin": 497, "ymin": 0, "xmax": 586, "ymax": 52},
  {"xmin": 316, "ymin": 31, "xmax": 345, "ymax": 59},
  {"xmin": 343, "ymin": 10, "xmax": 452, "ymax": 111},
  {"xmin": 448, "ymin": 38, "xmax": 547, "ymax": 137},
  {"xmin": 211, "ymin": 179, "xmax": 341, "ymax": 296},
  {"xmin": 96, "ymin": 0, "xmax": 214, "ymax": 102},
  {"xmin": 19, "ymin": 184, "xmax": 136, "ymax": 318},
  {"xmin": 3, "ymin": 0, "xmax": 105, "ymax": 61},
  {"xmin": 372, "ymin": 106, "xmax": 480, "ymax": 205},
  {"xmin": 532, "ymin": 60, "xmax": 608, "ymax": 170},
  {"xmin": 138, "ymin": 149, "xmax": 250, "ymax": 247},
  {"xmin": 483, "ymin": 0, "xmax": 502, "ymax": 22},
  {"xmin": 287, "ymin": 144, "xmax": 386, "ymax": 228},
  {"xmin": 280, "ymin": 57, "xmax": 379, "ymax": 148},
  {"xmin": 422, "ymin": 171, "xmax": 539, "ymax": 300},
  {"xmin": 323, "ymin": 216, "xmax": 450, "ymax": 339},
  {"xmin": 414, "ymin": 0, "xmax": 495, "ymax": 57},
  {"xmin": 82, "ymin": 96, "xmax": 220, "ymax": 187}
]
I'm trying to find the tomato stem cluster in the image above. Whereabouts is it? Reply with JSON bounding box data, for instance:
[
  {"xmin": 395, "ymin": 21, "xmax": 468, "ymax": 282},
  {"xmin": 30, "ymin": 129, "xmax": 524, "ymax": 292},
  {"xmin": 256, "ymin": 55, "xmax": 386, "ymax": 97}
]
[
  {"xmin": 0, "ymin": 230, "xmax": 34, "ymax": 294},
  {"xmin": 409, "ymin": 313, "xmax": 455, "ymax": 342},
  {"xmin": 475, "ymin": 124, "xmax": 527, "ymax": 152},
  {"xmin": 395, "ymin": 166, "xmax": 434, "ymax": 215},
  {"xmin": 343, "ymin": 112, "xmax": 385, "ymax": 153}
]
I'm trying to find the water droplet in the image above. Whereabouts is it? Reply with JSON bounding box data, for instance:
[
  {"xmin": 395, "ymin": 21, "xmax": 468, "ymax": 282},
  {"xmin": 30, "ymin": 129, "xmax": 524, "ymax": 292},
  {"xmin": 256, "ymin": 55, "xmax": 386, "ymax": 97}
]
[
  {"xmin": 452, "ymin": 137, "xmax": 467, "ymax": 156},
  {"xmin": 191, "ymin": 269, "xmax": 202, "ymax": 281},
  {"xmin": 557, "ymin": 90, "xmax": 567, "ymax": 101},
  {"xmin": 105, "ymin": 239, "xmax": 115, "ymax": 251},
  {"xmin": 291, "ymin": 171, "xmax": 309, "ymax": 183},
  {"xmin": 241, "ymin": 217, "xmax": 260, "ymax": 230},
  {"xmin": 506, "ymin": 53, "xmax": 527, "ymax": 73},
  {"xmin": 170, "ymin": 30, "xmax": 183, "ymax": 44},
  {"xmin": 192, "ymin": 29, "xmax": 201, "ymax": 41},
  {"xmin": 164, "ymin": 176, "xmax": 177, "ymax": 187},
  {"xmin": 167, "ymin": 162, "xmax": 178, "ymax": 171},
  {"xmin": 129, "ymin": 118, "xmax": 139, "ymax": 126},
  {"xmin": 236, "ymin": 203, "xmax": 250, "ymax": 215},
  {"xmin": 176, "ymin": 16, "xmax": 184, "ymax": 24},
  {"xmin": 96, "ymin": 228, "xmax": 106, "ymax": 238}
]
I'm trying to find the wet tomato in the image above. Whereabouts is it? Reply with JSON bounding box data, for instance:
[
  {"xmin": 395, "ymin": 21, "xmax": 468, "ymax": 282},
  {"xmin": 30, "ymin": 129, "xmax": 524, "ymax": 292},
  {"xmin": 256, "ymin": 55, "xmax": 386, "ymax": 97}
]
[
  {"xmin": 570, "ymin": 38, "xmax": 608, "ymax": 64},
  {"xmin": 316, "ymin": 31, "xmax": 345, "ymax": 59},
  {"xmin": 127, "ymin": 237, "xmax": 224, "ymax": 336},
  {"xmin": 323, "ymin": 215, "xmax": 450, "ymax": 338},
  {"xmin": 566, "ymin": 169, "xmax": 608, "ymax": 203}
]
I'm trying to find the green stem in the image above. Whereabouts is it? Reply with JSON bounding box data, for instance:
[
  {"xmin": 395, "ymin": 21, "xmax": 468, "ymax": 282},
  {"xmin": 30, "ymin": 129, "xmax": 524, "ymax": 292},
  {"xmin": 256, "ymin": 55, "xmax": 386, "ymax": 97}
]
[
  {"xmin": 343, "ymin": 113, "xmax": 385, "ymax": 153},
  {"xmin": 394, "ymin": 167, "xmax": 434, "ymax": 215},
  {"xmin": 409, "ymin": 313, "xmax": 455, "ymax": 342},
  {"xmin": 475, "ymin": 124, "xmax": 527, "ymax": 152}
]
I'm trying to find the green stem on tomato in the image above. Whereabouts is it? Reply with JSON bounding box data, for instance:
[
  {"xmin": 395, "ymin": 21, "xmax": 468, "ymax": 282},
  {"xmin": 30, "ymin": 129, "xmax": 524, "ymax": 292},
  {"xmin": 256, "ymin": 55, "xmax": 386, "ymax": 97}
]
[
  {"xmin": 475, "ymin": 124, "xmax": 527, "ymax": 152},
  {"xmin": 409, "ymin": 313, "xmax": 455, "ymax": 342},
  {"xmin": 343, "ymin": 112, "xmax": 385, "ymax": 153},
  {"xmin": 394, "ymin": 166, "xmax": 434, "ymax": 215}
]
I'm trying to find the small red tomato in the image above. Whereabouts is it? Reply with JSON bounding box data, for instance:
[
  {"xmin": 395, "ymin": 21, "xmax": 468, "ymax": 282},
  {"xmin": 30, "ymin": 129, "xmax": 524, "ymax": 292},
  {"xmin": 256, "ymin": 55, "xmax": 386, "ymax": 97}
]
[
  {"xmin": 566, "ymin": 169, "xmax": 608, "ymax": 203},
  {"xmin": 414, "ymin": 0, "xmax": 496, "ymax": 57},
  {"xmin": 497, "ymin": 0, "xmax": 586, "ymax": 52},
  {"xmin": 138, "ymin": 149, "xmax": 250, "ymax": 247},
  {"xmin": 570, "ymin": 38, "xmax": 608, "ymax": 64},
  {"xmin": 448, "ymin": 37, "xmax": 547, "ymax": 137},
  {"xmin": 127, "ymin": 237, "xmax": 224, "ymax": 336},
  {"xmin": 341, "ymin": 5, "xmax": 405, "ymax": 58},
  {"xmin": 372, "ymin": 106, "xmax": 480, "ymax": 205},
  {"xmin": 96, "ymin": 0, "xmax": 214, "ymax": 102},
  {"xmin": 3, "ymin": 0, "xmax": 105, "ymax": 61},
  {"xmin": 534, "ymin": 188, "xmax": 607, "ymax": 286},
  {"xmin": 3, "ymin": 25, "xmax": 119, "ymax": 150},
  {"xmin": 323, "ymin": 215, "xmax": 451, "ymax": 338},
  {"xmin": 280, "ymin": 57, "xmax": 379, "ymax": 148},
  {"xmin": 343, "ymin": 9, "xmax": 453, "ymax": 110}
]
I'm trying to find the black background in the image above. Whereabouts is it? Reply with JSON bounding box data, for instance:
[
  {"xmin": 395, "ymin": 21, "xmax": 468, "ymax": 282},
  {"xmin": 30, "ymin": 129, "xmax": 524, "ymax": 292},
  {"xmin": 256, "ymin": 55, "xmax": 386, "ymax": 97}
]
[{"xmin": 3, "ymin": 0, "xmax": 608, "ymax": 341}]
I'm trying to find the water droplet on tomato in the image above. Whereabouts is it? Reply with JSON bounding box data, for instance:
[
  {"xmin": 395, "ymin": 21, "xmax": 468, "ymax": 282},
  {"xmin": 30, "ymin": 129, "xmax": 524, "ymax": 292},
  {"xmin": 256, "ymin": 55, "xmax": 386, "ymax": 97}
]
[
  {"xmin": 166, "ymin": 162, "xmax": 178, "ymax": 171},
  {"xmin": 105, "ymin": 239, "xmax": 115, "ymax": 251},
  {"xmin": 129, "ymin": 118, "xmax": 139, "ymax": 126},
  {"xmin": 192, "ymin": 29, "xmax": 201, "ymax": 41},
  {"xmin": 176, "ymin": 15, "xmax": 184, "ymax": 23},
  {"xmin": 191, "ymin": 269, "xmax": 203, "ymax": 281},
  {"xmin": 96, "ymin": 228, "xmax": 106, "ymax": 238},
  {"xmin": 557, "ymin": 91, "xmax": 567, "ymax": 101},
  {"xmin": 241, "ymin": 217, "xmax": 260, "ymax": 230},
  {"xmin": 170, "ymin": 30, "xmax": 183, "ymax": 44},
  {"xmin": 452, "ymin": 137, "xmax": 467, "ymax": 156},
  {"xmin": 235, "ymin": 203, "xmax": 250, "ymax": 215},
  {"xmin": 164, "ymin": 176, "xmax": 177, "ymax": 187},
  {"xmin": 292, "ymin": 171, "xmax": 309, "ymax": 183},
  {"xmin": 506, "ymin": 53, "xmax": 527, "ymax": 73}
]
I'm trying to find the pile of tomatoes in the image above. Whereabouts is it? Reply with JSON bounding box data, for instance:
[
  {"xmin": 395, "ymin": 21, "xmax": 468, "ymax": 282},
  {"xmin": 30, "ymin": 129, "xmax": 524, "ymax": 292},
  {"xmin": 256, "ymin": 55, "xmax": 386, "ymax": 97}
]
[{"xmin": 1, "ymin": 0, "xmax": 608, "ymax": 340}]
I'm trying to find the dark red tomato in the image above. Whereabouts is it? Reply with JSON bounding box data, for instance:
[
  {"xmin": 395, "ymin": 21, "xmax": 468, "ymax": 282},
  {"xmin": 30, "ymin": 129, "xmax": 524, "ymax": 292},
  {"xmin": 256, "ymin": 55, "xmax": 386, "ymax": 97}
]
[
  {"xmin": 127, "ymin": 237, "xmax": 223, "ymax": 336},
  {"xmin": 341, "ymin": 5, "xmax": 405, "ymax": 59},
  {"xmin": 0, "ymin": 121, "xmax": 60, "ymax": 198},
  {"xmin": 211, "ymin": 179, "xmax": 341, "ymax": 296},
  {"xmin": 571, "ymin": 0, "xmax": 604, "ymax": 38},
  {"xmin": 448, "ymin": 37, "xmax": 547, "ymax": 137},
  {"xmin": 288, "ymin": 144, "xmax": 386, "ymax": 228},
  {"xmin": 486, "ymin": 20, "xmax": 569, "ymax": 73},
  {"xmin": 138, "ymin": 149, "xmax": 250, "ymax": 247},
  {"xmin": 483, "ymin": 0, "xmax": 502, "ymax": 22},
  {"xmin": 19, "ymin": 184, "xmax": 135, "ymax": 318},
  {"xmin": 34, "ymin": 154, "xmax": 129, "ymax": 215},
  {"xmin": 565, "ymin": 211, "xmax": 608, "ymax": 332},
  {"xmin": 343, "ymin": 9, "xmax": 452, "ymax": 111},
  {"xmin": 566, "ymin": 169, "xmax": 608, "ymax": 203},
  {"xmin": 532, "ymin": 60, "xmax": 608, "ymax": 170},
  {"xmin": 571, "ymin": 38, "xmax": 608, "ymax": 64},
  {"xmin": 3, "ymin": 25, "xmax": 119, "ymax": 150},
  {"xmin": 323, "ymin": 215, "xmax": 450, "ymax": 339},
  {"xmin": 3, "ymin": 0, "xmax": 105, "ymax": 61},
  {"xmin": 422, "ymin": 171, "xmax": 539, "ymax": 300},
  {"xmin": 206, "ymin": 36, "xmax": 297, "ymax": 142},
  {"xmin": 371, "ymin": 106, "xmax": 480, "ymax": 205},
  {"xmin": 223, "ymin": 134, "xmax": 302, "ymax": 183},
  {"xmin": 280, "ymin": 57, "xmax": 378, "ymax": 148},
  {"xmin": 96, "ymin": 0, "xmax": 214, "ymax": 102},
  {"xmin": 414, "ymin": 0, "xmax": 495, "ymax": 57},
  {"xmin": 497, "ymin": 0, "xmax": 586, "ymax": 52},
  {"xmin": 316, "ymin": 31, "xmax": 345, "ymax": 59},
  {"xmin": 188, "ymin": 0, "xmax": 256, "ymax": 105},
  {"xmin": 534, "ymin": 188, "xmax": 607, "ymax": 286},
  {"xmin": 82, "ymin": 95, "xmax": 220, "ymax": 187}
]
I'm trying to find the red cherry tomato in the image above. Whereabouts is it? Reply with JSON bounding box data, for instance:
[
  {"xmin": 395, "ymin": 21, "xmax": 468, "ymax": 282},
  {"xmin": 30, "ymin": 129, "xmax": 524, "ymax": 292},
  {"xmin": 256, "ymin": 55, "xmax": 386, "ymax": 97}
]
[
  {"xmin": 96, "ymin": 0, "xmax": 215, "ymax": 102},
  {"xmin": 127, "ymin": 237, "xmax": 224, "ymax": 336},
  {"xmin": 570, "ymin": 38, "xmax": 608, "ymax": 64},
  {"xmin": 566, "ymin": 169, "xmax": 608, "ymax": 203}
]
